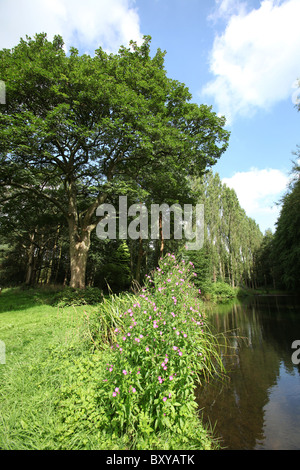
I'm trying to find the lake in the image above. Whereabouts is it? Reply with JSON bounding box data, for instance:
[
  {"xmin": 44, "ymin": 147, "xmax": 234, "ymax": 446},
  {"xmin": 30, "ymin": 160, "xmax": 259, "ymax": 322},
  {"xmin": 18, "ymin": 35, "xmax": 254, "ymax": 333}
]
[{"xmin": 196, "ymin": 295, "xmax": 300, "ymax": 450}]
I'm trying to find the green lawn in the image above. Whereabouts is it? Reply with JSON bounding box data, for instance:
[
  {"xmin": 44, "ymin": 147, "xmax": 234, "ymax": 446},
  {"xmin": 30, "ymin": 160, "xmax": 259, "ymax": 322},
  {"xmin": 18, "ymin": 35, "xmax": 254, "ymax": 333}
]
[{"xmin": 0, "ymin": 287, "xmax": 99, "ymax": 449}]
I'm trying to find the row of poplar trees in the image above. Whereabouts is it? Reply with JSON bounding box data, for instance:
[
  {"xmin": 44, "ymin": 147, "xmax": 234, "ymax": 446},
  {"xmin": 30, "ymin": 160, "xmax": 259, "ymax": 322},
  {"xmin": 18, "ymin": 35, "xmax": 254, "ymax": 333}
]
[{"xmin": 188, "ymin": 172, "xmax": 263, "ymax": 289}]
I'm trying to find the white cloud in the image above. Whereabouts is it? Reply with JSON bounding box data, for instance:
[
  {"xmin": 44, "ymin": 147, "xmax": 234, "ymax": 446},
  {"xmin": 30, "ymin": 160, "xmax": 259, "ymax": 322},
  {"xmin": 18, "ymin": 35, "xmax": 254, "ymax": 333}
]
[
  {"xmin": 222, "ymin": 168, "xmax": 289, "ymax": 232},
  {"xmin": 0, "ymin": 0, "xmax": 143, "ymax": 53},
  {"xmin": 208, "ymin": 0, "xmax": 247, "ymax": 22},
  {"xmin": 203, "ymin": 0, "xmax": 300, "ymax": 123}
]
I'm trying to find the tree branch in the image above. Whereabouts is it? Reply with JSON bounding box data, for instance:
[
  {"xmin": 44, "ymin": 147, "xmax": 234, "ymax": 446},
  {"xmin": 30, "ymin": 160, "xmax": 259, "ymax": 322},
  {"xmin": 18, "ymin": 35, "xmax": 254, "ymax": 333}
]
[{"xmin": 1, "ymin": 181, "xmax": 69, "ymax": 218}]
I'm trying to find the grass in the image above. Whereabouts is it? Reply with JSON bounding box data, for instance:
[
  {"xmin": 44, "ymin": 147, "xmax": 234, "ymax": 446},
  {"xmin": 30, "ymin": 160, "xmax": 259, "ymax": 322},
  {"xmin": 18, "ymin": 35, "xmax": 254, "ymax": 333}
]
[
  {"xmin": 0, "ymin": 260, "xmax": 223, "ymax": 450},
  {"xmin": 0, "ymin": 287, "xmax": 95, "ymax": 449}
]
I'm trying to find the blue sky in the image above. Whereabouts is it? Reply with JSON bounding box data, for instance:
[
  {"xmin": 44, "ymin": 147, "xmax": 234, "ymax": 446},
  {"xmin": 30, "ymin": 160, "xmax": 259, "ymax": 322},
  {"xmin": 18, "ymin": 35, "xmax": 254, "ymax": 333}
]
[{"xmin": 1, "ymin": 0, "xmax": 299, "ymax": 233}]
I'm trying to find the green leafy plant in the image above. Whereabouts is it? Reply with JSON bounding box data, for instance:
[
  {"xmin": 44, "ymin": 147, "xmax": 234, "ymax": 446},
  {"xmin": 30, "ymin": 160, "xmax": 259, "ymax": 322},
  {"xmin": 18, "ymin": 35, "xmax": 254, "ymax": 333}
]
[
  {"xmin": 51, "ymin": 287, "xmax": 104, "ymax": 307},
  {"xmin": 96, "ymin": 254, "xmax": 225, "ymax": 439}
]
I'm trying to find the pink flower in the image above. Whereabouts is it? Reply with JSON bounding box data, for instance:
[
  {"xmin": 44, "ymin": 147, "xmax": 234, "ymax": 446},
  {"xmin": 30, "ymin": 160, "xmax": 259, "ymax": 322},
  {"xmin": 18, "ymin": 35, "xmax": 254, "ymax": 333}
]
[
  {"xmin": 163, "ymin": 397, "xmax": 167, "ymax": 402},
  {"xmin": 122, "ymin": 370, "xmax": 127, "ymax": 375},
  {"xmin": 115, "ymin": 387, "xmax": 119, "ymax": 393},
  {"xmin": 173, "ymin": 346, "xmax": 178, "ymax": 351},
  {"xmin": 169, "ymin": 375, "xmax": 173, "ymax": 380},
  {"xmin": 145, "ymin": 347, "xmax": 150, "ymax": 352},
  {"xmin": 132, "ymin": 388, "xmax": 136, "ymax": 393},
  {"xmin": 178, "ymin": 351, "xmax": 182, "ymax": 356}
]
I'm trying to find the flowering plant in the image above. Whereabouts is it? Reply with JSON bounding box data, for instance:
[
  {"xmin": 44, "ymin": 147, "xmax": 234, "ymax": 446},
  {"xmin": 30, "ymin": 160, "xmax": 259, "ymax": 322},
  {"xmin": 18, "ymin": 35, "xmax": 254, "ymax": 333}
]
[{"xmin": 99, "ymin": 253, "xmax": 223, "ymax": 435}]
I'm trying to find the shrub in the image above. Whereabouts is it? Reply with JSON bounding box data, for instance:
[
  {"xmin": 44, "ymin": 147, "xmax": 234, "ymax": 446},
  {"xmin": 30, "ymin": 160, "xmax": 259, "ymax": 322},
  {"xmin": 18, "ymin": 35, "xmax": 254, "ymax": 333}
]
[
  {"xmin": 51, "ymin": 287, "xmax": 104, "ymax": 307},
  {"xmin": 204, "ymin": 281, "xmax": 236, "ymax": 303}
]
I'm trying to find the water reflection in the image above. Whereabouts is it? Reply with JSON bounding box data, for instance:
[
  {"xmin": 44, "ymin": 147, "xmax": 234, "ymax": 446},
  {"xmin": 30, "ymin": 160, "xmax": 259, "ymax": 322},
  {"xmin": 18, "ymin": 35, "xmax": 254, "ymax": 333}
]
[{"xmin": 196, "ymin": 295, "xmax": 300, "ymax": 450}]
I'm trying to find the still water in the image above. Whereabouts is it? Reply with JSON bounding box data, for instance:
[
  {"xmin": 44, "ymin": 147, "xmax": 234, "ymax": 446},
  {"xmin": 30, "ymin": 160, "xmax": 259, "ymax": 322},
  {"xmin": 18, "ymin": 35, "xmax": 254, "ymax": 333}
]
[{"xmin": 196, "ymin": 295, "xmax": 300, "ymax": 450}]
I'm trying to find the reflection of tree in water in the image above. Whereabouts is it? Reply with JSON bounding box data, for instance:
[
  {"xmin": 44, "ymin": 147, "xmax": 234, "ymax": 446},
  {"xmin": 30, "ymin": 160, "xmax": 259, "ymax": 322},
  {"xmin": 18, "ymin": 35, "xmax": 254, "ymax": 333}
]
[
  {"xmin": 196, "ymin": 296, "xmax": 300, "ymax": 449},
  {"xmin": 255, "ymin": 295, "xmax": 300, "ymax": 375}
]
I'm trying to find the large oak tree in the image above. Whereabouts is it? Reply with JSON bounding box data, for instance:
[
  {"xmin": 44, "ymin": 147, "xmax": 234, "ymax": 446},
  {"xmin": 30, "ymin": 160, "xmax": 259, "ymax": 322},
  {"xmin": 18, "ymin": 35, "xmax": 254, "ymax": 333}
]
[{"xmin": 0, "ymin": 33, "xmax": 229, "ymax": 288}]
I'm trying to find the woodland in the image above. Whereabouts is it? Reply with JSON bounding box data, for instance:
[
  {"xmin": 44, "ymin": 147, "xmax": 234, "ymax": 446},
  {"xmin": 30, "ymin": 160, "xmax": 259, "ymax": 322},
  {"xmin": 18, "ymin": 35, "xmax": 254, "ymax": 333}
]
[{"xmin": 0, "ymin": 33, "xmax": 299, "ymax": 296}]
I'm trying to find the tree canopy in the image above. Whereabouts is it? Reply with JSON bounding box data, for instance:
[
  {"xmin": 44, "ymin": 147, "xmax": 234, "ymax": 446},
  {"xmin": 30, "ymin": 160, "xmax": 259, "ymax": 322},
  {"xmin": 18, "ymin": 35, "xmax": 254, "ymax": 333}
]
[{"xmin": 0, "ymin": 33, "xmax": 229, "ymax": 288}]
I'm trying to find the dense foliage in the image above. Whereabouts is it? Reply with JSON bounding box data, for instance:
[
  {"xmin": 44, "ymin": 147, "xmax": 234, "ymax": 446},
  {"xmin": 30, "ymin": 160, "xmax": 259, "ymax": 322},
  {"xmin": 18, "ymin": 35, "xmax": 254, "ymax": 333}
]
[
  {"xmin": 0, "ymin": 33, "xmax": 229, "ymax": 289},
  {"xmin": 255, "ymin": 159, "xmax": 300, "ymax": 291}
]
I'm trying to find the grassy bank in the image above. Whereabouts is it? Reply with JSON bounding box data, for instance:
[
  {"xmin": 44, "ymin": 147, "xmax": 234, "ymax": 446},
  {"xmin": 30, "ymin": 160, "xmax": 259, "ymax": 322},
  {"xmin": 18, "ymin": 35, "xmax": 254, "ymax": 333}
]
[
  {"xmin": 200, "ymin": 281, "xmax": 247, "ymax": 303},
  {"xmin": 201, "ymin": 281, "xmax": 294, "ymax": 304},
  {"xmin": 0, "ymin": 256, "xmax": 223, "ymax": 450}
]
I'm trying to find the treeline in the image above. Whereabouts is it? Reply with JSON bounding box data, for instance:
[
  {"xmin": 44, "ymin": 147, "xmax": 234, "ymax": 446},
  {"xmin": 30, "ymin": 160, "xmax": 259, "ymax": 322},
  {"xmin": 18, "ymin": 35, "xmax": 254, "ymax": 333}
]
[
  {"xmin": 0, "ymin": 170, "xmax": 264, "ymax": 293},
  {"xmin": 0, "ymin": 191, "xmax": 188, "ymax": 292},
  {"xmin": 255, "ymin": 158, "xmax": 300, "ymax": 291},
  {"xmin": 2, "ymin": 165, "xmax": 299, "ymax": 295},
  {"xmin": 187, "ymin": 172, "xmax": 263, "ymax": 291}
]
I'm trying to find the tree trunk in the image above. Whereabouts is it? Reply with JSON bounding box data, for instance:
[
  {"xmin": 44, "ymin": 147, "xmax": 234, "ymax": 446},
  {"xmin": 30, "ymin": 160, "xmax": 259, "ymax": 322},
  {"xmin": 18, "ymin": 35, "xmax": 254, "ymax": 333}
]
[
  {"xmin": 63, "ymin": 265, "xmax": 69, "ymax": 287},
  {"xmin": 69, "ymin": 228, "xmax": 91, "ymax": 289},
  {"xmin": 66, "ymin": 179, "xmax": 108, "ymax": 289},
  {"xmin": 135, "ymin": 236, "xmax": 144, "ymax": 284},
  {"xmin": 213, "ymin": 265, "xmax": 217, "ymax": 283},
  {"xmin": 25, "ymin": 231, "xmax": 36, "ymax": 285},
  {"xmin": 54, "ymin": 243, "xmax": 63, "ymax": 284},
  {"xmin": 159, "ymin": 212, "xmax": 164, "ymax": 259},
  {"xmin": 46, "ymin": 225, "xmax": 60, "ymax": 284}
]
